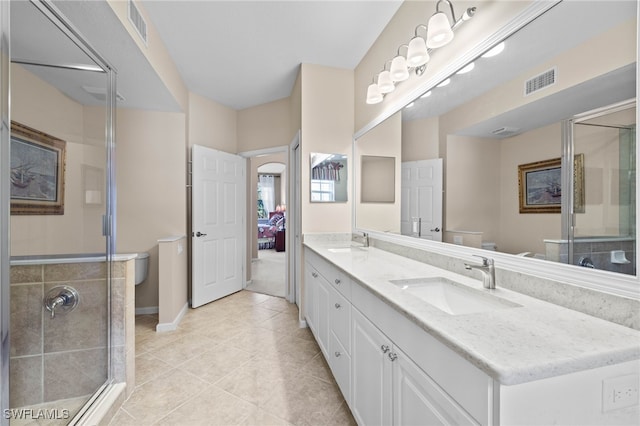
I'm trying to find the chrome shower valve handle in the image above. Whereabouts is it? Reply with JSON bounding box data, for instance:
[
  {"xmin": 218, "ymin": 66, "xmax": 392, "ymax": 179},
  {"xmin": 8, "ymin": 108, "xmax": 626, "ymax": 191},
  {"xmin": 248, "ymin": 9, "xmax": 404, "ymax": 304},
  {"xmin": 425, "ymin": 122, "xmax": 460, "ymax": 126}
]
[{"xmin": 44, "ymin": 286, "xmax": 79, "ymax": 319}]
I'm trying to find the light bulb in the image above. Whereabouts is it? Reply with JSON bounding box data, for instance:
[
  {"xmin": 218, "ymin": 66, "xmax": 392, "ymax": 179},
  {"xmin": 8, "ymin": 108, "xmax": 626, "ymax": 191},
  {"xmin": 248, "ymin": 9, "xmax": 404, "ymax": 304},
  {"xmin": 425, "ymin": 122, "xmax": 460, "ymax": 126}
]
[
  {"xmin": 366, "ymin": 83, "xmax": 383, "ymax": 104},
  {"xmin": 377, "ymin": 70, "xmax": 395, "ymax": 94},
  {"xmin": 390, "ymin": 55, "xmax": 409, "ymax": 82},
  {"xmin": 406, "ymin": 37, "xmax": 430, "ymax": 67},
  {"xmin": 426, "ymin": 12, "xmax": 454, "ymax": 49}
]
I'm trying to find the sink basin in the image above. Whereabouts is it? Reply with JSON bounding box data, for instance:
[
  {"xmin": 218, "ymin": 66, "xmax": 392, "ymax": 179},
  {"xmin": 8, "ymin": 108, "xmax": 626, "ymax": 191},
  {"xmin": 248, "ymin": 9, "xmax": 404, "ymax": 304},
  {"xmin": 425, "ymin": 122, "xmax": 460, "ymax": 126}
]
[
  {"xmin": 328, "ymin": 247, "xmax": 366, "ymax": 253},
  {"xmin": 389, "ymin": 277, "xmax": 520, "ymax": 315}
]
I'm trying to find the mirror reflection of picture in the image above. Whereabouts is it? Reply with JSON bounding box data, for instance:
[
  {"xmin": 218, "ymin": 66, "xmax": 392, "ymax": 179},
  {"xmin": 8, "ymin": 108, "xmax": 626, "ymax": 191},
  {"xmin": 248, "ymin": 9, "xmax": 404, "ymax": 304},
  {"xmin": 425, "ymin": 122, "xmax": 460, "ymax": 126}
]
[{"xmin": 310, "ymin": 152, "xmax": 348, "ymax": 202}]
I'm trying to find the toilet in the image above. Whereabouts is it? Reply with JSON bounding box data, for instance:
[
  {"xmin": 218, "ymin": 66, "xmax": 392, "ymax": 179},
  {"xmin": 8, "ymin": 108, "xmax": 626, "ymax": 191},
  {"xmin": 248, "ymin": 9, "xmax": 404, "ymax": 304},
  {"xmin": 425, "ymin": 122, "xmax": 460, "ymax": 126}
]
[{"xmin": 135, "ymin": 252, "xmax": 149, "ymax": 286}]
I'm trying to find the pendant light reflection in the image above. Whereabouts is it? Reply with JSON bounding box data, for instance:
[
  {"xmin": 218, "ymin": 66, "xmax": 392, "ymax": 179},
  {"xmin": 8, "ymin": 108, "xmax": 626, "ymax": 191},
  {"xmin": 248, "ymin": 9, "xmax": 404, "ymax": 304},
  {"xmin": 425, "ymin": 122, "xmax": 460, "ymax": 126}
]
[{"xmin": 482, "ymin": 42, "xmax": 505, "ymax": 58}]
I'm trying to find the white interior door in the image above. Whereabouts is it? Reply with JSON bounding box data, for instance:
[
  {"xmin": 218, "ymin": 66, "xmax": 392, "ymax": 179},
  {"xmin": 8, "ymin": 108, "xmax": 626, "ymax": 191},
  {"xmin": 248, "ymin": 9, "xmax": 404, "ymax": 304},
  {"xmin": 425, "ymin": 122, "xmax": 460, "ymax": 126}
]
[
  {"xmin": 401, "ymin": 159, "xmax": 443, "ymax": 241},
  {"xmin": 192, "ymin": 144, "xmax": 246, "ymax": 308}
]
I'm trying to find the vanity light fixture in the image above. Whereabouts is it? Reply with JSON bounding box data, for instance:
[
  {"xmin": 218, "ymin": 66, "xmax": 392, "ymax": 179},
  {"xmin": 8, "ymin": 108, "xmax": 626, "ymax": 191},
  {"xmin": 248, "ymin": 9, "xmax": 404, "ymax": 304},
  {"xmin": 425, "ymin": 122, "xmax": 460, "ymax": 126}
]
[
  {"xmin": 366, "ymin": 77, "xmax": 384, "ymax": 104},
  {"xmin": 365, "ymin": 0, "xmax": 476, "ymax": 105},
  {"xmin": 407, "ymin": 25, "xmax": 430, "ymax": 68},
  {"xmin": 390, "ymin": 45, "xmax": 410, "ymax": 82},
  {"xmin": 426, "ymin": 1, "xmax": 456, "ymax": 49}
]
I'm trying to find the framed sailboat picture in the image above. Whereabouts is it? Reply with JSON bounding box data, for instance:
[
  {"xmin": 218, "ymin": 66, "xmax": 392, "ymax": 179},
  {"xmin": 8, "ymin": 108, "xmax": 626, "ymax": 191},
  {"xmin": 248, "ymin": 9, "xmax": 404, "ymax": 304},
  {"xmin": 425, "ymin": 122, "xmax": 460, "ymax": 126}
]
[
  {"xmin": 10, "ymin": 121, "xmax": 66, "ymax": 215},
  {"xmin": 518, "ymin": 155, "xmax": 584, "ymax": 214}
]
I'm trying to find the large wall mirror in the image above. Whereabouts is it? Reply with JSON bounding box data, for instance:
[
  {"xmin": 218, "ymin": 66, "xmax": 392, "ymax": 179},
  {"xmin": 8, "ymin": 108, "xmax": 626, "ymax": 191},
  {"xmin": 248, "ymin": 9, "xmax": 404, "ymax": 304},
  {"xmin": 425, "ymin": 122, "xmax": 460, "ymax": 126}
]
[{"xmin": 354, "ymin": 1, "xmax": 638, "ymax": 291}]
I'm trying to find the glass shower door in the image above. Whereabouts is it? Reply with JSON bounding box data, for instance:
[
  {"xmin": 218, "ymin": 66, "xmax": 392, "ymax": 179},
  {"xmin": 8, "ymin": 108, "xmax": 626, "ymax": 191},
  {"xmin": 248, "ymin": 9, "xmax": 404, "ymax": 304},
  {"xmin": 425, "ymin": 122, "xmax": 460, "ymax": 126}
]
[
  {"xmin": 4, "ymin": 1, "xmax": 116, "ymax": 424},
  {"xmin": 566, "ymin": 101, "xmax": 637, "ymax": 276}
]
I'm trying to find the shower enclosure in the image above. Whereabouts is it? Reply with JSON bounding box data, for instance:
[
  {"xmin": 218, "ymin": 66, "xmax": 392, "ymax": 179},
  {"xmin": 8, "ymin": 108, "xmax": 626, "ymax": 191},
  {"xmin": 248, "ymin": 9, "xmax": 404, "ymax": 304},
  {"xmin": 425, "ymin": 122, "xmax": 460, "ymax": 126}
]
[
  {"xmin": 561, "ymin": 100, "xmax": 637, "ymax": 275},
  {"xmin": 1, "ymin": 1, "xmax": 116, "ymax": 424}
]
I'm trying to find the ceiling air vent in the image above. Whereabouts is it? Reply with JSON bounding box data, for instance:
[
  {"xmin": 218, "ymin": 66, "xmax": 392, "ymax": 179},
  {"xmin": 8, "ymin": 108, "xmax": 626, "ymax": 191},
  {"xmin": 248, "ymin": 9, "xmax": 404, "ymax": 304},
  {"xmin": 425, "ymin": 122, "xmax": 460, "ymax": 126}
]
[
  {"xmin": 525, "ymin": 67, "xmax": 557, "ymax": 96},
  {"xmin": 128, "ymin": 0, "xmax": 148, "ymax": 45},
  {"xmin": 491, "ymin": 126, "xmax": 521, "ymax": 138}
]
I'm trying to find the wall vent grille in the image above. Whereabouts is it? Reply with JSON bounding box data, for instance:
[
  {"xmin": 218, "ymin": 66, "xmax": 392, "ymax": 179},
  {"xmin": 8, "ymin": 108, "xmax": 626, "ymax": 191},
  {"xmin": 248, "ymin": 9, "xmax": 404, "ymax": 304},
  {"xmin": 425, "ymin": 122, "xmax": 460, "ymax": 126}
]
[
  {"xmin": 128, "ymin": 0, "xmax": 148, "ymax": 46},
  {"xmin": 491, "ymin": 126, "xmax": 521, "ymax": 137},
  {"xmin": 525, "ymin": 67, "xmax": 557, "ymax": 96}
]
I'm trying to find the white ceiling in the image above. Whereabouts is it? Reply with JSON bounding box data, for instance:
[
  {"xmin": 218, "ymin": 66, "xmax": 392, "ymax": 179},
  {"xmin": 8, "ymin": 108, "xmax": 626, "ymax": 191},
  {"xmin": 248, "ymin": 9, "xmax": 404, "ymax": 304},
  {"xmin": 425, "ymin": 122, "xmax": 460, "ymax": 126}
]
[
  {"xmin": 13, "ymin": 0, "xmax": 402, "ymax": 112},
  {"xmin": 140, "ymin": 0, "xmax": 403, "ymax": 110}
]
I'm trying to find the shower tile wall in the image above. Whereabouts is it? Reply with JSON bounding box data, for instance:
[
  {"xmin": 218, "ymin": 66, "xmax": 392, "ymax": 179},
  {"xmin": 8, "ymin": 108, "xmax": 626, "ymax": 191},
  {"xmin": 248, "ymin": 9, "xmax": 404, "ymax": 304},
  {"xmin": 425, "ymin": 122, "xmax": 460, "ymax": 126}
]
[
  {"xmin": 545, "ymin": 239, "xmax": 636, "ymax": 275},
  {"xmin": 9, "ymin": 259, "xmax": 133, "ymax": 408}
]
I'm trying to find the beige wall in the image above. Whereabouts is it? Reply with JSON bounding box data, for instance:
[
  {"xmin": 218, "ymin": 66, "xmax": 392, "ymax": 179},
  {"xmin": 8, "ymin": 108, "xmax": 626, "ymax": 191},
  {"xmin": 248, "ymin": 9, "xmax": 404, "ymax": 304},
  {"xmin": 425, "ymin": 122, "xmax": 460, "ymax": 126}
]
[
  {"xmin": 402, "ymin": 116, "xmax": 440, "ymax": 161},
  {"xmin": 355, "ymin": 112, "xmax": 401, "ymax": 233},
  {"xmin": 237, "ymin": 97, "xmax": 292, "ymax": 153},
  {"xmin": 187, "ymin": 92, "xmax": 237, "ymax": 153},
  {"xmin": 10, "ymin": 65, "xmax": 106, "ymax": 256},
  {"xmin": 116, "ymin": 108, "xmax": 187, "ymax": 310},
  {"xmin": 300, "ymin": 64, "xmax": 354, "ymax": 234}
]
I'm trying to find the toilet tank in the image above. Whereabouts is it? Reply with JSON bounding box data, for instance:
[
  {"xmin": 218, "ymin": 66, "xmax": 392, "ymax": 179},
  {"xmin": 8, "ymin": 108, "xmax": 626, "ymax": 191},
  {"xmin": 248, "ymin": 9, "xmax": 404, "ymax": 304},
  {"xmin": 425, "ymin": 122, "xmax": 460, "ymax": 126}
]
[{"xmin": 135, "ymin": 252, "xmax": 150, "ymax": 285}]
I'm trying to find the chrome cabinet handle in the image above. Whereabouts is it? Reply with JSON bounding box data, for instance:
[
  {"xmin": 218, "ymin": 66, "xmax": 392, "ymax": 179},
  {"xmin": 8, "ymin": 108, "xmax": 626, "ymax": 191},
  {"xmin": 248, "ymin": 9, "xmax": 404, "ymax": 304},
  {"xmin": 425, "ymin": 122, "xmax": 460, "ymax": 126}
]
[
  {"xmin": 312, "ymin": 272, "xmax": 318, "ymax": 278},
  {"xmin": 334, "ymin": 303, "xmax": 341, "ymax": 309},
  {"xmin": 388, "ymin": 352, "xmax": 398, "ymax": 362},
  {"xmin": 334, "ymin": 278, "xmax": 341, "ymax": 285},
  {"xmin": 195, "ymin": 231, "xmax": 207, "ymax": 237},
  {"xmin": 430, "ymin": 227, "xmax": 441, "ymax": 232},
  {"xmin": 335, "ymin": 351, "xmax": 341, "ymax": 358},
  {"xmin": 381, "ymin": 344, "xmax": 390, "ymax": 354}
]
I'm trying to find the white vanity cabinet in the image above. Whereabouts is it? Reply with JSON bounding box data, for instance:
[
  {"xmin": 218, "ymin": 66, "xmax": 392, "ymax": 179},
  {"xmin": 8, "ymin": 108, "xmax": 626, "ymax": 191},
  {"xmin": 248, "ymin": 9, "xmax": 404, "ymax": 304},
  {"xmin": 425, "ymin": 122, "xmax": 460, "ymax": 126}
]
[
  {"xmin": 351, "ymin": 307, "xmax": 481, "ymax": 426},
  {"xmin": 304, "ymin": 247, "xmax": 492, "ymax": 425},
  {"xmin": 305, "ymin": 250, "xmax": 353, "ymax": 404}
]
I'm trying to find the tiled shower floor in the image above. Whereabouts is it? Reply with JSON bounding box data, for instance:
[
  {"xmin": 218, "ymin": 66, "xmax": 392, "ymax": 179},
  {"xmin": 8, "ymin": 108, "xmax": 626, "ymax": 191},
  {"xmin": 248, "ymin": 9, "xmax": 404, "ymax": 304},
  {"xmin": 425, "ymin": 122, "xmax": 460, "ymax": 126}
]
[{"xmin": 110, "ymin": 291, "xmax": 355, "ymax": 425}]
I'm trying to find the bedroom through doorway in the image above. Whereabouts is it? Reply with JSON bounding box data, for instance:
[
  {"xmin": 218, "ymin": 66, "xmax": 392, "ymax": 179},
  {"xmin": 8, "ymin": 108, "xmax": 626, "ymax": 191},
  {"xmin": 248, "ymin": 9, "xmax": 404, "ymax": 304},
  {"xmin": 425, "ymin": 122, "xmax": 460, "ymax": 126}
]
[{"xmin": 248, "ymin": 160, "xmax": 287, "ymax": 298}]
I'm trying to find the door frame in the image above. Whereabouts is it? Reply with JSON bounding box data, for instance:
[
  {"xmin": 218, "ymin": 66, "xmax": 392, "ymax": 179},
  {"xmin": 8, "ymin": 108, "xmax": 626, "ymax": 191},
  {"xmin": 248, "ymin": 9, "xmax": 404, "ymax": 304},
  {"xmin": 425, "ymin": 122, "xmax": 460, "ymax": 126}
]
[{"xmin": 238, "ymin": 143, "xmax": 295, "ymax": 303}]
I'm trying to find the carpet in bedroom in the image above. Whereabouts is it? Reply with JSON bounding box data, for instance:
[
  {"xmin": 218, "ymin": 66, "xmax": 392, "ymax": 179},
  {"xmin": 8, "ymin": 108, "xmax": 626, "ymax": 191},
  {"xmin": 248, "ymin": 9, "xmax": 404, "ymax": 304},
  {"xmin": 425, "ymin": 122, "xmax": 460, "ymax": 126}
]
[{"xmin": 247, "ymin": 249, "xmax": 286, "ymax": 298}]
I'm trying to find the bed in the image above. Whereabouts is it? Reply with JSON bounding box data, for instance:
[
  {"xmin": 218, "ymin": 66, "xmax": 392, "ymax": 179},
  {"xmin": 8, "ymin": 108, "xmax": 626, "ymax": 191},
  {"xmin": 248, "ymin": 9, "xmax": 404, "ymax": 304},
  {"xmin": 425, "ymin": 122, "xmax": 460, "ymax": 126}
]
[{"xmin": 257, "ymin": 212, "xmax": 285, "ymax": 250}]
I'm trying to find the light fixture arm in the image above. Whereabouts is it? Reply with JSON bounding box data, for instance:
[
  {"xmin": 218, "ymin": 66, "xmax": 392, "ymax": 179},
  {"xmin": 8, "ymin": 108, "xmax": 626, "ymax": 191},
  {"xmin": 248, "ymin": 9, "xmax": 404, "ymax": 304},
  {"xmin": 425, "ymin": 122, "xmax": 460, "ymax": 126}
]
[
  {"xmin": 413, "ymin": 24, "xmax": 428, "ymax": 38},
  {"xmin": 452, "ymin": 7, "xmax": 476, "ymax": 30},
  {"xmin": 435, "ymin": 0, "xmax": 457, "ymax": 23}
]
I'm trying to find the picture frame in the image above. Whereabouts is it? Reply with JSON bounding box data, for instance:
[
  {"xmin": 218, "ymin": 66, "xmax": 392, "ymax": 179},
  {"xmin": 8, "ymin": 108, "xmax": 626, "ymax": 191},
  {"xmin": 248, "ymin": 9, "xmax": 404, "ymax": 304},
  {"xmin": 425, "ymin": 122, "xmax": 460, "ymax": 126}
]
[
  {"xmin": 10, "ymin": 121, "xmax": 66, "ymax": 215},
  {"xmin": 518, "ymin": 154, "xmax": 585, "ymax": 214}
]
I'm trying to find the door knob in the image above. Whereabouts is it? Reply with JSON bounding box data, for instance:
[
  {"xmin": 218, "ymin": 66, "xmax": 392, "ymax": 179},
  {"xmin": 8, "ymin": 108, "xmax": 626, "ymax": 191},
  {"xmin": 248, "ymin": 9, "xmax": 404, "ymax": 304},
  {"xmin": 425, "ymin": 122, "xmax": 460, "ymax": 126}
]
[
  {"xmin": 430, "ymin": 227, "xmax": 441, "ymax": 232},
  {"xmin": 194, "ymin": 231, "xmax": 207, "ymax": 237}
]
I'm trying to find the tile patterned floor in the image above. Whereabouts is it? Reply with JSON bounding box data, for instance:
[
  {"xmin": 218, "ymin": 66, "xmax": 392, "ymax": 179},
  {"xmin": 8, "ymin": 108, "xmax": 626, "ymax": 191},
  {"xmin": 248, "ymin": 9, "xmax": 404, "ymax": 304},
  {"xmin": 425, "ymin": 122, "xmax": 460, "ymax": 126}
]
[{"xmin": 110, "ymin": 291, "xmax": 356, "ymax": 426}]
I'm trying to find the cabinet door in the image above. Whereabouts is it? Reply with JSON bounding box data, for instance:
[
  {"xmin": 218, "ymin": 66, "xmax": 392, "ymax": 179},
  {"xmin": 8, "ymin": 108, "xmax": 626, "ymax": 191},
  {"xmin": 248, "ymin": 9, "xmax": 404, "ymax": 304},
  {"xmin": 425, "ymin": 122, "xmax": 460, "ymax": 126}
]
[
  {"xmin": 316, "ymin": 274, "xmax": 330, "ymax": 358},
  {"xmin": 304, "ymin": 263, "xmax": 318, "ymax": 334},
  {"xmin": 351, "ymin": 308, "xmax": 392, "ymax": 426},
  {"xmin": 392, "ymin": 345, "xmax": 479, "ymax": 426},
  {"xmin": 329, "ymin": 285, "xmax": 351, "ymax": 354}
]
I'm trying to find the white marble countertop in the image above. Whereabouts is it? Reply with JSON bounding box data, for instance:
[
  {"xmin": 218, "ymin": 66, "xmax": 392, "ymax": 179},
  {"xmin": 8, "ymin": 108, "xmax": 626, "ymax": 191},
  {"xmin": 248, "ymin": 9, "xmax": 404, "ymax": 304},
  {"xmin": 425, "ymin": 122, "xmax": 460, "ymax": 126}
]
[{"xmin": 304, "ymin": 239, "xmax": 640, "ymax": 386}]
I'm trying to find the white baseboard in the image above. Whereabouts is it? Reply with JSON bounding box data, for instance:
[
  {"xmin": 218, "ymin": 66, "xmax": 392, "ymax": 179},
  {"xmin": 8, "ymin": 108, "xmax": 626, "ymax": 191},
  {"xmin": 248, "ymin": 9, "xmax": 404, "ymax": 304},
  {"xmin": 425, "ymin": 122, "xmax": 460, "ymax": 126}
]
[
  {"xmin": 156, "ymin": 302, "xmax": 189, "ymax": 333},
  {"xmin": 135, "ymin": 306, "xmax": 158, "ymax": 315},
  {"xmin": 299, "ymin": 319, "xmax": 308, "ymax": 328}
]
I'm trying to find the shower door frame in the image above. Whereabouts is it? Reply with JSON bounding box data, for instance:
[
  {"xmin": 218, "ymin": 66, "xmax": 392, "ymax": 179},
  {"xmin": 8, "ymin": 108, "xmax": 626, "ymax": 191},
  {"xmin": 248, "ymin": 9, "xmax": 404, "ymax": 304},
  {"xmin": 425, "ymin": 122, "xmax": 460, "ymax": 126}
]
[
  {"xmin": 562, "ymin": 98, "xmax": 637, "ymax": 272},
  {"xmin": 0, "ymin": 1, "xmax": 117, "ymax": 424}
]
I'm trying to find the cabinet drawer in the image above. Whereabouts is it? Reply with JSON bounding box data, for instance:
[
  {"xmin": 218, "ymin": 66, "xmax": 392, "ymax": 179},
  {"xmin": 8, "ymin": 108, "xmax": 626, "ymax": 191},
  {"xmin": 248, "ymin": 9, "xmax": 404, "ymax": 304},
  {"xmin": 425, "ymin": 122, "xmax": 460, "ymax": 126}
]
[
  {"xmin": 329, "ymin": 330, "xmax": 351, "ymax": 406},
  {"xmin": 329, "ymin": 286, "xmax": 351, "ymax": 354},
  {"xmin": 306, "ymin": 249, "xmax": 351, "ymax": 298}
]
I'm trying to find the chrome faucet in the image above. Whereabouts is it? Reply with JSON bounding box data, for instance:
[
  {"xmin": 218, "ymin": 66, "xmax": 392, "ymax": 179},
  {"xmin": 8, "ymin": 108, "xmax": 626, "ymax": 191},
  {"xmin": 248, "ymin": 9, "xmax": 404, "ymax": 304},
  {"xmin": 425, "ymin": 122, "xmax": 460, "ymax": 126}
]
[
  {"xmin": 464, "ymin": 255, "xmax": 496, "ymax": 289},
  {"xmin": 353, "ymin": 232, "xmax": 369, "ymax": 247}
]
